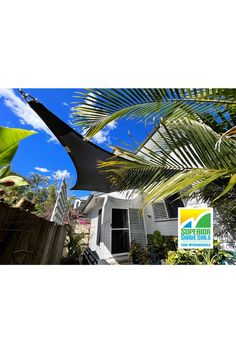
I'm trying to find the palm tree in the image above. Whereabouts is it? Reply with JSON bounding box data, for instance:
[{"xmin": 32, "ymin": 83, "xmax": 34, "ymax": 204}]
[
  {"xmin": 98, "ymin": 117, "xmax": 236, "ymax": 205},
  {"xmin": 71, "ymin": 89, "xmax": 236, "ymax": 203},
  {"xmin": 72, "ymin": 89, "xmax": 236, "ymax": 137},
  {"xmin": 29, "ymin": 173, "xmax": 49, "ymax": 201}
]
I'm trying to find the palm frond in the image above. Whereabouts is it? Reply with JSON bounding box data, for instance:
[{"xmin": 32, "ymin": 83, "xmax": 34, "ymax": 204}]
[
  {"xmin": 98, "ymin": 117, "xmax": 236, "ymax": 204},
  {"xmin": 72, "ymin": 89, "xmax": 236, "ymax": 138}
]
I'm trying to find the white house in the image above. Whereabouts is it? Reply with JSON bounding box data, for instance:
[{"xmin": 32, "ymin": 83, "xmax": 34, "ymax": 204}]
[
  {"xmin": 74, "ymin": 196, "xmax": 88, "ymax": 210},
  {"xmin": 81, "ymin": 190, "xmax": 206, "ymax": 262},
  {"xmin": 80, "ymin": 128, "xmax": 207, "ymax": 263}
]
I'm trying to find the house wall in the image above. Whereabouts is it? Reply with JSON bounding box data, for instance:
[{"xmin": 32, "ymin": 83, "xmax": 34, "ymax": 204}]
[
  {"xmin": 87, "ymin": 192, "xmax": 209, "ymax": 260},
  {"xmin": 87, "ymin": 194, "xmax": 147, "ymax": 259},
  {"xmin": 88, "ymin": 198, "xmax": 104, "ymax": 251},
  {"xmin": 143, "ymin": 203, "xmax": 178, "ymax": 236},
  {"xmin": 88, "ymin": 197, "xmax": 115, "ymax": 260}
]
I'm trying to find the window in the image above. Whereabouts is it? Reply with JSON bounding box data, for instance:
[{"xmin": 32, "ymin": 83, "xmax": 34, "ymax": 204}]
[
  {"xmin": 96, "ymin": 209, "xmax": 102, "ymax": 245},
  {"xmin": 111, "ymin": 230, "xmax": 130, "ymax": 254},
  {"xmin": 153, "ymin": 201, "xmax": 168, "ymax": 220},
  {"xmin": 112, "ymin": 209, "xmax": 128, "ymax": 228},
  {"xmin": 165, "ymin": 194, "xmax": 184, "ymax": 218},
  {"xmin": 153, "ymin": 193, "xmax": 184, "ymax": 221}
]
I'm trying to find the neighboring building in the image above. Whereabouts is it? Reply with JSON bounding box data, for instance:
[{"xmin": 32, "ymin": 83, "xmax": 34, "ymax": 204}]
[{"xmin": 74, "ymin": 196, "xmax": 88, "ymax": 211}]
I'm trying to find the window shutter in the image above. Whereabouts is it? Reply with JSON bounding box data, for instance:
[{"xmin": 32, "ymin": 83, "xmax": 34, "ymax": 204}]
[
  {"xmin": 129, "ymin": 208, "xmax": 146, "ymax": 245},
  {"xmin": 153, "ymin": 202, "xmax": 168, "ymax": 220}
]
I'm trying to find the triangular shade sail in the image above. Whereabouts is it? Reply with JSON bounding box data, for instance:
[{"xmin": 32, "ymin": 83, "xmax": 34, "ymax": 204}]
[{"xmin": 27, "ymin": 99, "xmax": 121, "ymax": 192}]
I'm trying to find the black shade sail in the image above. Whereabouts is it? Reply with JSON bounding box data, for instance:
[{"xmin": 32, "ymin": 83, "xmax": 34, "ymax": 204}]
[{"xmin": 25, "ymin": 97, "xmax": 121, "ymax": 192}]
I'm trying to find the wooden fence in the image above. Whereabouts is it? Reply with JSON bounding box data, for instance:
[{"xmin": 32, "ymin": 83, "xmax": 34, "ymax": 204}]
[{"xmin": 0, "ymin": 203, "xmax": 66, "ymax": 264}]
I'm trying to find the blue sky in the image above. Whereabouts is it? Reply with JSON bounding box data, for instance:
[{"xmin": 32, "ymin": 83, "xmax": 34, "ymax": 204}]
[{"xmin": 0, "ymin": 89, "xmax": 153, "ymax": 198}]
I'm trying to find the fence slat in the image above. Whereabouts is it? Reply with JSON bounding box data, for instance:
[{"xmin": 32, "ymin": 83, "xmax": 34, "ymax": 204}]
[{"xmin": 0, "ymin": 203, "xmax": 66, "ymax": 264}]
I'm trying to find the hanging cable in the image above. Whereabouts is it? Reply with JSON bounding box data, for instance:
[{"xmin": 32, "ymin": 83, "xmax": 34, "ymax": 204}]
[{"xmin": 18, "ymin": 89, "xmax": 38, "ymax": 102}]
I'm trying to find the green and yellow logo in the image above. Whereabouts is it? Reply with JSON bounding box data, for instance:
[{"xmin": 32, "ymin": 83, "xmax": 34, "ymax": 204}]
[{"xmin": 178, "ymin": 208, "xmax": 213, "ymax": 249}]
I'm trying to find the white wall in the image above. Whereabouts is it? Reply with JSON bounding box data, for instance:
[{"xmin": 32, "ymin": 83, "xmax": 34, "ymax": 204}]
[
  {"xmin": 87, "ymin": 192, "xmax": 209, "ymax": 259},
  {"xmin": 143, "ymin": 203, "xmax": 178, "ymax": 235},
  {"xmin": 88, "ymin": 198, "xmax": 104, "ymax": 251},
  {"xmin": 87, "ymin": 197, "xmax": 115, "ymax": 260}
]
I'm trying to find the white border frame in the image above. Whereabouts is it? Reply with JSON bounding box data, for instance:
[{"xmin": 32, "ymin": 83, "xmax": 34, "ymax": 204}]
[{"xmin": 178, "ymin": 207, "xmax": 214, "ymax": 249}]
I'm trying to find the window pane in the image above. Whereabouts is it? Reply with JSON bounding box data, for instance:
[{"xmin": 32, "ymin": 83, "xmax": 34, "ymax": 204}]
[
  {"xmin": 112, "ymin": 230, "xmax": 130, "ymax": 254},
  {"xmin": 165, "ymin": 193, "xmax": 184, "ymax": 218},
  {"xmin": 112, "ymin": 209, "xmax": 128, "ymax": 228}
]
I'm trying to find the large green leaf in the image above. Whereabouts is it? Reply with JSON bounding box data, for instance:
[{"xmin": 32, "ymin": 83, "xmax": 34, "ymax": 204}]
[
  {"xmin": 0, "ymin": 126, "xmax": 36, "ymax": 167},
  {"xmin": 72, "ymin": 89, "xmax": 236, "ymax": 138},
  {"xmin": 98, "ymin": 117, "xmax": 236, "ymax": 204}
]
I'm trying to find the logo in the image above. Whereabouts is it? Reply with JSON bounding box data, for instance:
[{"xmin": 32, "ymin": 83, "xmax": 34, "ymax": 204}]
[{"xmin": 178, "ymin": 208, "xmax": 213, "ymax": 249}]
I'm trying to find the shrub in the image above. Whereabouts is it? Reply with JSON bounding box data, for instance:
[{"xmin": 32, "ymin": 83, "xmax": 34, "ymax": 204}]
[
  {"xmin": 166, "ymin": 250, "xmax": 196, "ymax": 265},
  {"xmin": 129, "ymin": 241, "xmax": 150, "ymax": 264},
  {"xmin": 166, "ymin": 241, "xmax": 235, "ymax": 265},
  {"xmin": 147, "ymin": 231, "xmax": 177, "ymax": 260},
  {"xmin": 61, "ymin": 233, "xmax": 84, "ymax": 264}
]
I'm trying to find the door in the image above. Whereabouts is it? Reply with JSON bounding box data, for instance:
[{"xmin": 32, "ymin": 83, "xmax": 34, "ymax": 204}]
[{"xmin": 111, "ymin": 208, "xmax": 130, "ymax": 254}]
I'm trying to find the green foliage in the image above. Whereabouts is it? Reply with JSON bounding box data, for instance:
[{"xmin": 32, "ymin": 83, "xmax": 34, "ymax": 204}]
[
  {"xmin": 2, "ymin": 185, "xmax": 27, "ymax": 205},
  {"xmin": 0, "ymin": 126, "xmax": 36, "ymax": 167},
  {"xmin": 129, "ymin": 232, "xmax": 177, "ymax": 264},
  {"xmin": 99, "ymin": 117, "xmax": 236, "ymax": 205},
  {"xmin": 2, "ymin": 177, "xmax": 54, "ymax": 217},
  {"xmin": 166, "ymin": 241, "xmax": 235, "ymax": 265},
  {"xmin": 129, "ymin": 241, "xmax": 150, "ymax": 264},
  {"xmin": 0, "ymin": 126, "xmax": 36, "ymax": 187},
  {"xmin": 46, "ymin": 185, "xmax": 57, "ymax": 205},
  {"xmin": 28, "ymin": 173, "xmax": 50, "ymax": 201},
  {"xmin": 189, "ymin": 182, "xmax": 236, "ymax": 238},
  {"xmin": 61, "ymin": 233, "xmax": 84, "ymax": 264},
  {"xmin": 129, "ymin": 231, "xmax": 235, "ymax": 265},
  {"xmin": 72, "ymin": 89, "xmax": 236, "ymax": 226},
  {"xmin": 147, "ymin": 231, "xmax": 177, "ymax": 259},
  {"xmin": 72, "ymin": 88, "xmax": 236, "ymax": 138},
  {"xmin": 166, "ymin": 250, "xmax": 196, "ymax": 265}
]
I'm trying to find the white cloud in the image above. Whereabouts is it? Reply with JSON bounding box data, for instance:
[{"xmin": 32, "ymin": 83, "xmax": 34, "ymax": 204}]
[
  {"xmin": 92, "ymin": 120, "xmax": 118, "ymax": 144},
  {"xmin": 52, "ymin": 169, "xmax": 70, "ymax": 180},
  {"xmin": 85, "ymin": 92, "xmax": 96, "ymax": 104},
  {"xmin": 107, "ymin": 120, "xmax": 117, "ymax": 130},
  {"xmin": 34, "ymin": 167, "xmax": 50, "ymax": 173},
  {"xmin": 62, "ymin": 102, "xmax": 69, "ymax": 106},
  {"xmin": 0, "ymin": 88, "xmax": 57, "ymax": 142},
  {"xmin": 72, "ymin": 91, "xmax": 118, "ymax": 145},
  {"xmin": 92, "ymin": 130, "xmax": 110, "ymax": 144}
]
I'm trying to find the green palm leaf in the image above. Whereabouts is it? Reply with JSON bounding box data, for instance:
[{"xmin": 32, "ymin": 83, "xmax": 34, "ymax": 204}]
[
  {"xmin": 98, "ymin": 117, "xmax": 236, "ymax": 205},
  {"xmin": 72, "ymin": 89, "xmax": 236, "ymax": 138}
]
